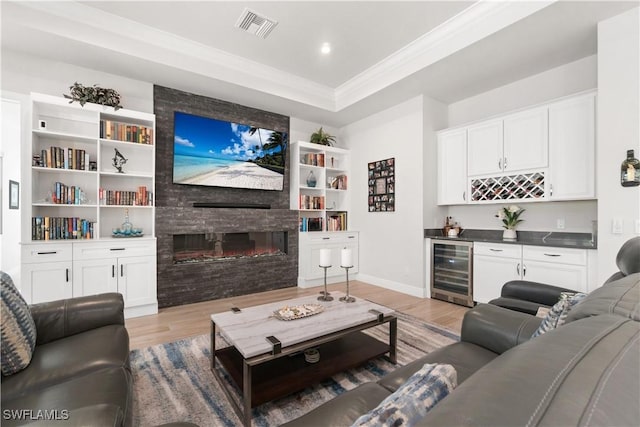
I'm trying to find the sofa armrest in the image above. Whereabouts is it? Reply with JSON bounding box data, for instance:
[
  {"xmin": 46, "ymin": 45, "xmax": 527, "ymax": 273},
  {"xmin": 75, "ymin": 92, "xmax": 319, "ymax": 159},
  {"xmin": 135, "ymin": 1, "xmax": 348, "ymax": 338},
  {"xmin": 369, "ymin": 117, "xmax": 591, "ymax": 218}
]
[
  {"xmin": 461, "ymin": 304, "xmax": 541, "ymax": 354},
  {"xmin": 30, "ymin": 293, "xmax": 125, "ymax": 345},
  {"xmin": 500, "ymin": 280, "xmax": 576, "ymax": 306}
]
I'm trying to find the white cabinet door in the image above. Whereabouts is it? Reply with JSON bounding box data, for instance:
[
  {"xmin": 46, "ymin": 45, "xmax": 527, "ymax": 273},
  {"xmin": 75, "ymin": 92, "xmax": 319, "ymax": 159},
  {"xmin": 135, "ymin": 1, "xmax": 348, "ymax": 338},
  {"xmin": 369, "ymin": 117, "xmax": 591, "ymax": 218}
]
[
  {"xmin": 548, "ymin": 94, "xmax": 596, "ymax": 200},
  {"xmin": 467, "ymin": 119, "xmax": 503, "ymax": 176},
  {"xmin": 437, "ymin": 129, "xmax": 468, "ymax": 205},
  {"xmin": 22, "ymin": 262, "xmax": 73, "ymax": 304},
  {"xmin": 503, "ymin": 107, "xmax": 548, "ymax": 172},
  {"xmin": 522, "ymin": 261, "xmax": 587, "ymax": 292},
  {"xmin": 118, "ymin": 255, "xmax": 157, "ymax": 307},
  {"xmin": 73, "ymin": 259, "xmax": 118, "ymax": 297},
  {"xmin": 473, "ymin": 255, "xmax": 521, "ymax": 304}
]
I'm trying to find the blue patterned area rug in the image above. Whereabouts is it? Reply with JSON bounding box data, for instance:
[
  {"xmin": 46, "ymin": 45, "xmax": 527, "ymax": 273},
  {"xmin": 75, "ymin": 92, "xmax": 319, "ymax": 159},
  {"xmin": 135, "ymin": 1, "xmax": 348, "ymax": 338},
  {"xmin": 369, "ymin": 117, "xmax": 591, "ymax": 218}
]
[{"xmin": 130, "ymin": 312, "xmax": 458, "ymax": 426}]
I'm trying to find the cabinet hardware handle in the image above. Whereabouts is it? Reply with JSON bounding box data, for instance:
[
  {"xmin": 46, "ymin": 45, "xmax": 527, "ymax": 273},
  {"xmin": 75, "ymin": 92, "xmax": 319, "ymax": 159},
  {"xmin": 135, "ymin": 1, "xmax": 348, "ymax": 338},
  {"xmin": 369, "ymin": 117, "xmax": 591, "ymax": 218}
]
[
  {"xmin": 348, "ymin": 236, "xmax": 355, "ymax": 239},
  {"xmin": 523, "ymin": 264, "xmax": 527, "ymax": 276},
  {"xmin": 322, "ymin": 237, "xmax": 330, "ymax": 240},
  {"xmin": 517, "ymin": 263, "xmax": 520, "ymax": 276},
  {"xmin": 120, "ymin": 265, "xmax": 124, "ymax": 277},
  {"xmin": 112, "ymin": 265, "xmax": 115, "ymax": 278},
  {"xmin": 504, "ymin": 157, "xmax": 508, "ymax": 169},
  {"xmin": 65, "ymin": 268, "xmax": 69, "ymax": 283},
  {"xmin": 463, "ymin": 191, "xmax": 466, "ymax": 201},
  {"xmin": 550, "ymin": 184, "xmax": 553, "ymax": 197},
  {"xmin": 37, "ymin": 251, "xmax": 57, "ymax": 255},
  {"xmin": 544, "ymin": 253, "xmax": 561, "ymax": 257},
  {"xmin": 498, "ymin": 159, "xmax": 502, "ymax": 170},
  {"xmin": 110, "ymin": 248, "xmax": 126, "ymax": 251},
  {"xmin": 489, "ymin": 248, "xmax": 503, "ymax": 252}
]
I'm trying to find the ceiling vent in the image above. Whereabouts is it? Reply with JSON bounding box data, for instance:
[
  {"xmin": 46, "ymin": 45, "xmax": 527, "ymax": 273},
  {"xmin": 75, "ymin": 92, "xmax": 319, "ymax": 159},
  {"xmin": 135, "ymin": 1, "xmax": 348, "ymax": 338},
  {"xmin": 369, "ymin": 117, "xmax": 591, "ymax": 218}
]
[{"xmin": 235, "ymin": 8, "xmax": 278, "ymax": 39}]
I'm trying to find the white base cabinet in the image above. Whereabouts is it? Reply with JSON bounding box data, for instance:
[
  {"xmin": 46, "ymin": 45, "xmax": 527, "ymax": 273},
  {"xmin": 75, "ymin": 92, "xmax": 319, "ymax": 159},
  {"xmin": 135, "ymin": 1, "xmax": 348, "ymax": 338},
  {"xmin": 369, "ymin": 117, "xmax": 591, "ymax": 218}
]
[
  {"xmin": 21, "ymin": 239, "xmax": 157, "ymax": 318},
  {"xmin": 473, "ymin": 242, "xmax": 589, "ymax": 304},
  {"xmin": 298, "ymin": 231, "xmax": 359, "ymax": 287}
]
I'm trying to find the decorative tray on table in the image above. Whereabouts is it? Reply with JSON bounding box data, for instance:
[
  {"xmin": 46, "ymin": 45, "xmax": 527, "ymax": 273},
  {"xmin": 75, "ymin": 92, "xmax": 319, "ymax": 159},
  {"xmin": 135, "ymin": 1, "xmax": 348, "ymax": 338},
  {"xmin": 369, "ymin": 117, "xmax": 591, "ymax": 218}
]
[{"xmin": 273, "ymin": 304, "xmax": 324, "ymax": 321}]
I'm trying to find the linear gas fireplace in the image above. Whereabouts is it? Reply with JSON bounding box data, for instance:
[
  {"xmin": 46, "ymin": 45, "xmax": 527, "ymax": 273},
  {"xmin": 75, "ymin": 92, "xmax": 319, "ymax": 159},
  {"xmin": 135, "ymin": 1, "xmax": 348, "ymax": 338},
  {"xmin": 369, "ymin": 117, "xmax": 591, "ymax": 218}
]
[{"xmin": 173, "ymin": 231, "xmax": 288, "ymax": 264}]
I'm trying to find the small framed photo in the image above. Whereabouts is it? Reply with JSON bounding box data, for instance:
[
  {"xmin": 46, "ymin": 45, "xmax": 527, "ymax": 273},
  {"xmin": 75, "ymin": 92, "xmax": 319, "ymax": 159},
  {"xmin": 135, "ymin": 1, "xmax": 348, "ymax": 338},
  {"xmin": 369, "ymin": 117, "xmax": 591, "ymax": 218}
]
[
  {"xmin": 89, "ymin": 161, "xmax": 97, "ymax": 171},
  {"xmin": 9, "ymin": 180, "xmax": 19, "ymax": 209}
]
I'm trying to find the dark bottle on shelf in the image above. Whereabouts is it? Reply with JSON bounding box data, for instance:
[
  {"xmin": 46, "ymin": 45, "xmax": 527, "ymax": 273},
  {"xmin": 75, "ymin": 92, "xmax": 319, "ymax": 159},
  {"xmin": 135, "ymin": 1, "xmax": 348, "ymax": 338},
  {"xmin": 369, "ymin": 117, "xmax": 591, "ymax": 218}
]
[{"xmin": 621, "ymin": 149, "xmax": 640, "ymax": 187}]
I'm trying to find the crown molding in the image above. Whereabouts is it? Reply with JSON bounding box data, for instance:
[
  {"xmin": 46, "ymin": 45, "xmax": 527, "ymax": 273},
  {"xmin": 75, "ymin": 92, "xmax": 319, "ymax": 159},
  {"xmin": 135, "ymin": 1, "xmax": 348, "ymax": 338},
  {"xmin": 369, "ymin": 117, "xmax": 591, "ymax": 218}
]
[
  {"xmin": 334, "ymin": 0, "xmax": 556, "ymax": 110},
  {"xmin": 12, "ymin": 0, "xmax": 555, "ymax": 114}
]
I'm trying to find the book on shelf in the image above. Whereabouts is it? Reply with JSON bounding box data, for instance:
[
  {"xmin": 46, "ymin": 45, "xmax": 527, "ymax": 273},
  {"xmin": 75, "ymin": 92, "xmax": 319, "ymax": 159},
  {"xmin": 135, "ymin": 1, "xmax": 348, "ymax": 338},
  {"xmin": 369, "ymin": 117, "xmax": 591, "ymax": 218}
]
[
  {"xmin": 299, "ymin": 194, "xmax": 324, "ymax": 210},
  {"xmin": 301, "ymin": 153, "xmax": 324, "ymax": 167},
  {"xmin": 38, "ymin": 147, "xmax": 90, "ymax": 171},
  {"xmin": 326, "ymin": 212, "xmax": 348, "ymax": 231},
  {"xmin": 100, "ymin": 119, "xmax": 153, "ymax": 144},
  {"xmin": 299, "ymin": 217, "xmax": 324, "ymax": 232},
  {"xmin": 51, "ymin": 182, "xmax": 86, "ymax": 205},
  {"xmin": 329, "ymin": 174, "xmax": 347, "ymax": 190},
  {"xmin": 99, "ymin": 186, "xmax": 153, "ymax": 206},
  {"xmin": 31, "ymin": 216, "xmax": 94, "ymax": 240}
]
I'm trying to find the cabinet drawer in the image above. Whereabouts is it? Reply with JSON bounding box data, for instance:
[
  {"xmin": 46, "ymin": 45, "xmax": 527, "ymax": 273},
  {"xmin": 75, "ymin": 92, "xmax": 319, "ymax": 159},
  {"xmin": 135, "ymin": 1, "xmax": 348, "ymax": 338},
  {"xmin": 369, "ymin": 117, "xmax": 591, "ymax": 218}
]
[
  {"xmin": 22, "ymin": 243, "xmax": 73, "ymax": 263},
  {"xmin": 73, "ymin": 239, "xmax": 156, "ymax": 260},
  {"xmin": 523, "ymin": 246, "xmax": 587, "ymax": 266},
  {"xmin": 474, "ymin": 242, "xmax": 522, "ymax": 259},
  {"xmin": 303, "ymin": 232, "xmax": 358, "ymax": 244}
]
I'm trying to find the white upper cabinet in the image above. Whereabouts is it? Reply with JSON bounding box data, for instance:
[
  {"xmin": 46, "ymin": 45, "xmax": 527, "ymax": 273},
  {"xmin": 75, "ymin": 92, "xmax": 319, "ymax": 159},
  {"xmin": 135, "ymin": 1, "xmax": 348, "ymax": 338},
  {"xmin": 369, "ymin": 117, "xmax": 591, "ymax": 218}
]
[
  {"xmin": 437, "ymin": 129, "xmax": 468, "ymax": 205},
  {"xmin": 548, "ymin": 93, "xmax": 596, "ymax": 200},
  {"xmin": 467, "ymin": 119, "xmax": 503, "ymax": 176},
  {"xmin": 503, "ymin": 107, "xmax": 548, "ymax": 172}
]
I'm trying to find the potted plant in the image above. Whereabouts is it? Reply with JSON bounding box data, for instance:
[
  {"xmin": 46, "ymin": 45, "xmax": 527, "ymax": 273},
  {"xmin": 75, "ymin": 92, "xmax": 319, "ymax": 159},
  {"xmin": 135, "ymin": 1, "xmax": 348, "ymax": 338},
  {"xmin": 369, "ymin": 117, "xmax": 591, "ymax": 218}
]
[
  {"xmin": 495, "ymin": 205, "xmax": 525, "ymax": 240},
  {"xmin": 309, "ymin": 127, "xmax": 336, "ymax": 146},
  {"xmin": 64, "ymin": 82, "xmax": 123, "ymax": 110}
]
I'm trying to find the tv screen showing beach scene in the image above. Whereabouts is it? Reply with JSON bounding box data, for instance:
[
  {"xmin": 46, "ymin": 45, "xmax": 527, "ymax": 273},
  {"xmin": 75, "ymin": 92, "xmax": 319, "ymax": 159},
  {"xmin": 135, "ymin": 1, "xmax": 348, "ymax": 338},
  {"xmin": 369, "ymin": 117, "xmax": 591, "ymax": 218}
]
[{"xmin": 173, "ymin": 111, "xmax": 288, "ymax": 191}]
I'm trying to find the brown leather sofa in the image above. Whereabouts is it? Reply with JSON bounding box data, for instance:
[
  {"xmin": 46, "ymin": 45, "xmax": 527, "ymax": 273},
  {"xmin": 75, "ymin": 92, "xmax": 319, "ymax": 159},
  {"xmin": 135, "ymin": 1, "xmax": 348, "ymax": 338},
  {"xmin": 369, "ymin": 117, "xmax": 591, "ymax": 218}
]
[
  {"xmin": 282, "ymin": 272, "xmax": 640, "ymax": 426},
  {"xmin": 1, "ymin": 293, "xmax": 133, "ymax": 426}
]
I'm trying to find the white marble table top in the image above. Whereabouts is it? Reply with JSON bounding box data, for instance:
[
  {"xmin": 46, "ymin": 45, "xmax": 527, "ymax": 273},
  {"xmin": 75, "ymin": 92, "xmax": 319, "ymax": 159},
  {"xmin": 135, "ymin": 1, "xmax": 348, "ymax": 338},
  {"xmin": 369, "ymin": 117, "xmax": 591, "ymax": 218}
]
[{"xmin": 211, "ymin": 292, "xmax": 395, "ymax": 358}]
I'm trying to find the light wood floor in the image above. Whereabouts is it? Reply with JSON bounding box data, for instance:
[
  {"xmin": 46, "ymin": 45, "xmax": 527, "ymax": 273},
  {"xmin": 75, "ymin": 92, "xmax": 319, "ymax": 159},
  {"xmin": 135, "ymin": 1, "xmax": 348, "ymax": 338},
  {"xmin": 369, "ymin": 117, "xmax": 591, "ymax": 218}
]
[{"xmin": 126, "ymin": 280, "xmax": 470, "ymax": 350}]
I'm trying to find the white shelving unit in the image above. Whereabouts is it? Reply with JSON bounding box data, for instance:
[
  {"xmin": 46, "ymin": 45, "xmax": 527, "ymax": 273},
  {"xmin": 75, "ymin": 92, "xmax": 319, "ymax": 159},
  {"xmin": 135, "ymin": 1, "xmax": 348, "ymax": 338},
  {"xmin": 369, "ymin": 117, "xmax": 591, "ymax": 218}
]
[
  {"xmin": 21, "ymin": 93, "xmax": 157, "ymax": 317},
  {"xmin": 290, "ymin": 141, "xmax": 358, "ymax": 287}
]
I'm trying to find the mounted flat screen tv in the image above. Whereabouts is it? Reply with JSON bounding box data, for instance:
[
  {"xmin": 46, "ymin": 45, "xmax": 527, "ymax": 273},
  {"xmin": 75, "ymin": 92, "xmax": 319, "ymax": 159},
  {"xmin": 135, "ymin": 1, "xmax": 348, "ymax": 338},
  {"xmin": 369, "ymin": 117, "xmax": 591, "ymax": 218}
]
[{"xmin": 172, "ymin": 111, "xmax": 287, "ymax": 191}]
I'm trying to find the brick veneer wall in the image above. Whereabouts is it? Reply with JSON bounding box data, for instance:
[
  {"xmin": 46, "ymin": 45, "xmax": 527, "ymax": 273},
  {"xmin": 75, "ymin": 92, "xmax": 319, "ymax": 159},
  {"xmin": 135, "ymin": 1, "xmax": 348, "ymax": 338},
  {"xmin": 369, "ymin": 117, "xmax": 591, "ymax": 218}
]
[{"xmin": 153, "ymin": 85, "xmax": 298, "ymax": 307}]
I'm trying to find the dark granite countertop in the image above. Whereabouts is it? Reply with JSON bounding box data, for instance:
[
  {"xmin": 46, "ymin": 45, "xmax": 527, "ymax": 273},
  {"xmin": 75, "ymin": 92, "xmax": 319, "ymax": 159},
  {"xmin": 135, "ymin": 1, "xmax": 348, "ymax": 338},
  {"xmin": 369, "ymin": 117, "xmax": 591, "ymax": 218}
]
[{"xmin": 423, "ymin": 228, "xmax": 597, "ymax": 249}]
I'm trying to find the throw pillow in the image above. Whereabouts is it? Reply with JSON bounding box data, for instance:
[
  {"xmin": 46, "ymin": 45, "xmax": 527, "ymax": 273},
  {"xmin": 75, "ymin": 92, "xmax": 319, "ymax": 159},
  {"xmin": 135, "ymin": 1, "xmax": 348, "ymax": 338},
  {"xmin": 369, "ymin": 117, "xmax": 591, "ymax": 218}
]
[
  {"xmin": 351, "ymin": 363, "xmax": 457, "ymax": 427},
  {"xmin": 531, "ymin": 292, "xmax": 587, "ymax": 338},
  {"xmin": 1, "ymin": 271, "xmax": 37, "ymax": 376}
]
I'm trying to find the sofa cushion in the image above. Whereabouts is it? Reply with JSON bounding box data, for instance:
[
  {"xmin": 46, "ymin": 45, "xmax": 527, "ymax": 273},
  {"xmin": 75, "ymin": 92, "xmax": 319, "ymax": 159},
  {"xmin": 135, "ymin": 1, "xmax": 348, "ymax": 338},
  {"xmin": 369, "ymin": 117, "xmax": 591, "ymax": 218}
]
[
  {"xmin": 352, "ymin": 363, "xmax": 456, "ymax": 427},
  {"xmin": 414, "ymin": 314, "xmax": 640, "ymax": 427},
  {"xmin": 532, "ymin": 292, "xmax": 587, "ymax": 338},
  {"xmin": 1, "ymin": 325, "xmax": 129, "ymax": 400},
  {"xmin": 378, "ymin": 342, "xmax": 497, "ymax": 393},
  {"xmin": 1, "ymin": 367, "xmax": 132, "ymax": 427},
  {"xmin": 1, "ymin": 272, "xmax": 37, "ymax": 376},
  {"xmin": 566, "ymin": 273, "xmax": 640, "ymax": 323}
]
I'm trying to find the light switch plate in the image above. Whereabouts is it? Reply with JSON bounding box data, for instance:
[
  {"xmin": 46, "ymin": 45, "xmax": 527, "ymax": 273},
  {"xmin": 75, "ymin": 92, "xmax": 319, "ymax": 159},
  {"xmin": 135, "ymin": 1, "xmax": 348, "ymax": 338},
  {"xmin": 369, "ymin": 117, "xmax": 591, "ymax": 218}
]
[
  {"xmin": 612, "ymin": 218, "xmax": 623, "ymax": 234},
  {"xmin": 556, "ymin": 218, "xmax": 565, "ymax": 230}
]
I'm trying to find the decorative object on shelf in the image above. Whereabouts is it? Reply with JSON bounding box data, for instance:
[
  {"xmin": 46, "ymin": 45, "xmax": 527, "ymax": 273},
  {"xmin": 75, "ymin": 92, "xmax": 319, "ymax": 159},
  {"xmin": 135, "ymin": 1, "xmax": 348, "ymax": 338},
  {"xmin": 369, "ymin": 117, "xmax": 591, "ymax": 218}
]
[
  {"xmin": 9, "ymin": 180, "xmax": 19, "ymax": 210},
  {"xmin": 318, "ymin": 248, "xmax": 333, "ymax": 301},
  {"xmin": 368, "ymin": 158, "xmax": 395, "ymax": 212},
  {"xmin": 309, "ymin": 127, "xmax": 336, "ymax": 146},
  {"xmin": 112, "ymin": 148, "xmax": 128, "ymax": 173},
  {"xmin": 304, "ymin": 348, "xmax": 320, "ymax": 363},
  {"xmin": 340, "ymin": 248, "xmax": 355, "ymax": 303},
  {"xmin": 112, "ymin": 208, "xmax": 144, "ymax": 237},
  {"xmin": 306, "ymin": 170, "xmax": 317, "ymax": 187},
  {"xmin": 89, "ymin": 161, "xmax": 97, "ymax": 171},
  {"xmin": 621, "ymin": 149, "xmax": 639, "ymax": 187},
  {"xmin": 64, "ymin": 82, "xmax": 123, "ymax": 110},
  {"xmin": 496, "ymin": 205, "xmax": 525, "ymax": 240},
  {"xmin": 38, "ymin": 120, "xmax": 47, "ymax": 130}
]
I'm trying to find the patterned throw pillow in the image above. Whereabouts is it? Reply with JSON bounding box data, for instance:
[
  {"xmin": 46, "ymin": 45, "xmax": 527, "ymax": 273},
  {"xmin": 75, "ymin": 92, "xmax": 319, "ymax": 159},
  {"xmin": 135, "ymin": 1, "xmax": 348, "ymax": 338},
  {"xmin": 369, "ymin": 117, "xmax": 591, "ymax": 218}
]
[
  {"xmin": 531, "ymin": 292, "xmax": 587, "ymax": 338},
  {"xmin": 1, "ymin": 271, "xmax": 37, "ymax": 376},
  {"xmin": 351, "ymin": 363, "xmax": 457, "ymax": 427}
]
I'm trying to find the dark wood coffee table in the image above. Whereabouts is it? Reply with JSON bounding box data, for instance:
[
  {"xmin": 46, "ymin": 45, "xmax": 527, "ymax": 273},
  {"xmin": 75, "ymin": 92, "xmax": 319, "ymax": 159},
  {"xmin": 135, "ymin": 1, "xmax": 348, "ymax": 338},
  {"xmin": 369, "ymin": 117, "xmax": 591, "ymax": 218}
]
[{"xmin": 210, "ymin": 292, "xmax": 397, "ymax": 426}]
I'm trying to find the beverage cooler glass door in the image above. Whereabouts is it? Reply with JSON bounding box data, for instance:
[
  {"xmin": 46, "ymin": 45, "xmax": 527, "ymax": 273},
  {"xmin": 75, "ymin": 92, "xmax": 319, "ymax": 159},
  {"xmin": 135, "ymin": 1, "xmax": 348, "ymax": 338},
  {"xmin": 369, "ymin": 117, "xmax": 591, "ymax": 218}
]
[{"xmin": 431, "ymin": 240, "xmax": 474, "ymax": 307}]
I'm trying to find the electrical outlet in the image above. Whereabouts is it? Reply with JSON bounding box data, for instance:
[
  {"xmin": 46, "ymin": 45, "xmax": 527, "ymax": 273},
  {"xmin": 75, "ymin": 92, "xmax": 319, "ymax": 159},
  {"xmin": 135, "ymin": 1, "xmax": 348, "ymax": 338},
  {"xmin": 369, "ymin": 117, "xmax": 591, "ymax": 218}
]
[
  {"xmin": 612, "ymin": 218, "xmax": 623, "ymax": 234},
  {"xmin": 556, "ymin": 218, "xmax": 565, "ymax": 230}
]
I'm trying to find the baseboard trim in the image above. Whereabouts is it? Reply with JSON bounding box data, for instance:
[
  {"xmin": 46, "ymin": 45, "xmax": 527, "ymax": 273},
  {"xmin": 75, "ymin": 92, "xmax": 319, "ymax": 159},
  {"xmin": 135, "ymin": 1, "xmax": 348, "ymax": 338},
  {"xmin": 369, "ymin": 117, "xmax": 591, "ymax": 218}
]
[
  {"xmin": 356, "ymin": 274, "xmax": 427, "ymax": 298},
  {"xmin": 125, "ymin": 302, "xmax": 158, "ymax": 319},
  {"xmin": 298, "ymin": 274, "xmax": 357, "ymax": 288}
]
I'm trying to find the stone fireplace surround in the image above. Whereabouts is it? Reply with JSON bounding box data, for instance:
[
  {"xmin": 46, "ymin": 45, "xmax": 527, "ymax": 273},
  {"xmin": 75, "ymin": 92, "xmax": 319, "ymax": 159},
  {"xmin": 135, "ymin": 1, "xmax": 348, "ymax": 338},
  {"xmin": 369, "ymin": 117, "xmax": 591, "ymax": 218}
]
[{"xmin": 154, "ymin": 86, "xmax": 298, "ymax": 308}]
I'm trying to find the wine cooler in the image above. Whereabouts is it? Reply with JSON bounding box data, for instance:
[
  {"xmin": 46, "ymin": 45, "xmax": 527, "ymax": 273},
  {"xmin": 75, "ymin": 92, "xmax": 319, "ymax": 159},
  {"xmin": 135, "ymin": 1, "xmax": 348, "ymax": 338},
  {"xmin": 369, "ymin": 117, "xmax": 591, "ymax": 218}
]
[{"xmin": 431, "ymin": 240, "xmax": 474, "ymax": 307}]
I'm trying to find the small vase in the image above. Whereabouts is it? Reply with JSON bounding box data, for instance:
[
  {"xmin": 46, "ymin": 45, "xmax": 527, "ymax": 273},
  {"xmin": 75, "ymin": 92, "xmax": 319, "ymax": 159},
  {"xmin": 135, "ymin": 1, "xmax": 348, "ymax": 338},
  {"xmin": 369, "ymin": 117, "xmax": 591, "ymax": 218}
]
[
  {"xmin": 503, "ymin": 229, "xmax": 517, "ymax": 240},
  {"xmin": 306, "ymin": 171, "xmax": 317, "ymax": 187}
]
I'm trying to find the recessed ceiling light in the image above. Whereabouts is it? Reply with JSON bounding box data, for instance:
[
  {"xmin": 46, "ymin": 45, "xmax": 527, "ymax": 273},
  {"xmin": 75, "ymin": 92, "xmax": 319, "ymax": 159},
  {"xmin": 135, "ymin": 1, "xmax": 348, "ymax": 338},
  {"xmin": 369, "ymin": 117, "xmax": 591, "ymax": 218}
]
[{"xmin": 321, "ymin": 42, "xmax": 331, "ymax": 55}]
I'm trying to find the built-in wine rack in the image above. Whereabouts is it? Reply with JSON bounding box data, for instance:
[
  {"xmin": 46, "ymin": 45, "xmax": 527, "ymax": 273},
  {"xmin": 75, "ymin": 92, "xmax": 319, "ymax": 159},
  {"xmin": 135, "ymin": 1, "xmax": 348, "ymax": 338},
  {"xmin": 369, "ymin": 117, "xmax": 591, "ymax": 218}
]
[{"xmin": 471, "ymin": 172, "xmax": 545, "ymax": 202}]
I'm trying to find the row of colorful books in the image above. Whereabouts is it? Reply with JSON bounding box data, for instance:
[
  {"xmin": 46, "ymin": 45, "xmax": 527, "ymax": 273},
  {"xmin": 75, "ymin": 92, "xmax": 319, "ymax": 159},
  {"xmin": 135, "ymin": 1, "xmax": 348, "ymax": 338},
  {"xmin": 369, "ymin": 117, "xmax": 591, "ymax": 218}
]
[
  {"xmin": 299, "ymin": 195, "xmax": 325, "ymax": 210},
  {"xmin": 35, "ymin": 147, "xmax": 90, "ymax": 170},
  {"xmin": 100, "ymin": 120, "xmax": 153, "ymax": 144},
  {"xmin": 326, "ymin": 212, "xmax": 348, "ymax": 231},
  {"xmin": 299, "ymin": 217, "xmax": 323, "ymax": 232},
  {"xmin": 300, "ymin": 153, "xmax": 325, "ymax": 167},
  {"xmin": 31, "ymin": 217, "xmax": 95, "ymax": 240},
  {"xmin": 51, "ymin": 182, "xmax": 86, "ymax": 205},
  {"xmin": 99, "ymin": 186, "xmax": 153, "ymax": 206}
]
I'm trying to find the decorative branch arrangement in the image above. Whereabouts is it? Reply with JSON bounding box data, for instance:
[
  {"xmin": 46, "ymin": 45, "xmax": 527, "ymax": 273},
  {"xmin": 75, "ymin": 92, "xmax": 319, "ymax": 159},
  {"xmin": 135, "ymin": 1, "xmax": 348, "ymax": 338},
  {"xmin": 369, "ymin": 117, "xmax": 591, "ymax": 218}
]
[{"xmin": 64, "ymin": 82, "xmax": 123, "ymax": 110}]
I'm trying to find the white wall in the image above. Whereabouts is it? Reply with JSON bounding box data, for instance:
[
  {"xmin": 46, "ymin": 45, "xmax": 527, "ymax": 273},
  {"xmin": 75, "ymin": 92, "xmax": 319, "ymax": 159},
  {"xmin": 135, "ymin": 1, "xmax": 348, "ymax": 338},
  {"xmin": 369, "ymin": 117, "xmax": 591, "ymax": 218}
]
[
  {"xmin": 422, "ymin": 97, "xmax": 448, "ymax": 229},
  {"xmin": 340, "ymin": 96, "xmax": 426, "ymax": 296},
  {"xmin": 443, "ymin": 55, "xmax": 599, "ymax": 232},
  {"xmin": 289, "ymin": 117, "xmax": 340, "ymax": 148},
  {"xmin": 596, "ymin": 8, "xmax": 640, "ymax": 283}
]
